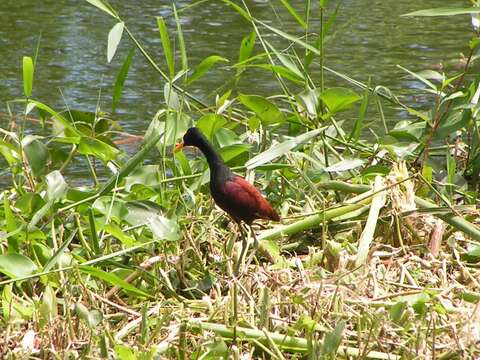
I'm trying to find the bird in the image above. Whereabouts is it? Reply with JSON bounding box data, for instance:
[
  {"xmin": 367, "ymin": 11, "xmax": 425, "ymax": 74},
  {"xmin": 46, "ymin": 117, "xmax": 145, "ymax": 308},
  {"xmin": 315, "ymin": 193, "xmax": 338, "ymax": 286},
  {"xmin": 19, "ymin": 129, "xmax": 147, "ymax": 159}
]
[{"xmin": 174, "ymin": 127, "xmax": 279, "ymax": 273}]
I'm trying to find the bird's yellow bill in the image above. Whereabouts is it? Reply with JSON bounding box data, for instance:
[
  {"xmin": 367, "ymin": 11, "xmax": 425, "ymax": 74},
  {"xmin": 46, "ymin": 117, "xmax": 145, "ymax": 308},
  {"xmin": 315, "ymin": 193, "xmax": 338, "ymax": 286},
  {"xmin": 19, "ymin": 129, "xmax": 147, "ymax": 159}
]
[{"xmin": 174, "ymin": 141, "xmax": 184, "ymax": 153}]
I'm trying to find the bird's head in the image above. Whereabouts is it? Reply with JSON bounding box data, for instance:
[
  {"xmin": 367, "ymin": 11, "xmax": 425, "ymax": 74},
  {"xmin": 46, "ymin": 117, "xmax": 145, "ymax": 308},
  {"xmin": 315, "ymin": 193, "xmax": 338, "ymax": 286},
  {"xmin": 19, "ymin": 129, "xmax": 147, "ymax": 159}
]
[{"xmin": 174, "ymin": 127, "xmax": 206, "ymax": 153}]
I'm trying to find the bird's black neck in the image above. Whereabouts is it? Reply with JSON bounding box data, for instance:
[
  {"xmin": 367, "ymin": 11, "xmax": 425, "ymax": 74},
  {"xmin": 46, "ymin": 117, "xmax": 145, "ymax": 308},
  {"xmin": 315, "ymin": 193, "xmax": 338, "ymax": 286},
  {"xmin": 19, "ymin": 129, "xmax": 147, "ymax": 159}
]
[{"xmin": 195, "ymin": 136, "xmax": 230, "ymax": 177}]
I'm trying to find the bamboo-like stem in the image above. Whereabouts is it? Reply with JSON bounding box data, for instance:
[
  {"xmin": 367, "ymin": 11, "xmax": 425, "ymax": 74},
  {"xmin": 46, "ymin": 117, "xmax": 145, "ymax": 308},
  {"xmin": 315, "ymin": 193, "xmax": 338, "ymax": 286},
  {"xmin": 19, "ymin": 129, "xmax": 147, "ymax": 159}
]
[
  {"xmin": 190, "ymin": 321, "xmax": 400, "ymax": 359},
  {"xmin": 317, "ymin": 180, "xmax": 480, "ymax": 241}
]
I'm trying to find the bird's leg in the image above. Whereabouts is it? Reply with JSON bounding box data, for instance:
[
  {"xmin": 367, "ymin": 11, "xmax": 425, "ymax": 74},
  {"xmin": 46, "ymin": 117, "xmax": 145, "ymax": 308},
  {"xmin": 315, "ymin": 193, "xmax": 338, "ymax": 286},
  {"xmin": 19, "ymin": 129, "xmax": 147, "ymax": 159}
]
[
  {"xmin": 234, "ymin": 222, "xmax": 249, "ymax": 276},
  {"xmin": 244, "ymin": 225, "xmax": 259, "ymax": 270}
]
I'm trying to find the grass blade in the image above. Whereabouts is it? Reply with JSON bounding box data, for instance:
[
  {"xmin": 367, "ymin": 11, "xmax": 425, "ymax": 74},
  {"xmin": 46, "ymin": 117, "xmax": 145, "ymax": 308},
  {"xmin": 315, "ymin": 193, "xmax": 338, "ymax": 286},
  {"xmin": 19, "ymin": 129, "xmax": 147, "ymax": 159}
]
[
  {"xmin": 22, "ymin": 56, "xmax": 34, "ymax": 98},
  {"xmin": 112, "ymin": 47, "xmax": 135, "ymax": 113},
  {"xmin": 187, "ymin": 55, "xmax": 228, "ymax": 85},
  {"xmin": 173, "ymin": 4, "xmax": 188, "ymax": 72},
  {"xmin": 85, "ymin": 0, "xmax": 118, "ymax": 18},
  {"xmin": 157, "ymin": 16, "xmax": 175, "ymax": 78},
  {"xmin": 277, "ymin": 0, "xmax": 307, "ymax": 29}
]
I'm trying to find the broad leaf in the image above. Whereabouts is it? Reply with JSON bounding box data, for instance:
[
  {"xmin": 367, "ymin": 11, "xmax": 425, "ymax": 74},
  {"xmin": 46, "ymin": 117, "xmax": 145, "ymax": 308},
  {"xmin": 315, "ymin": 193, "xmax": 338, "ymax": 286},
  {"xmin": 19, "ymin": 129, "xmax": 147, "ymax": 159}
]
[
  {"xmin": 23, "ymin": 137, "xmax": 49, "ymax": 177},
  {"xmin": 238, "ymin": 94, "xmax": 285, "ymax": 125},
  {"xmin": 197, "ymin": 114, "xmax": 227, "ymax": 141},
  {"xmin": 0, "ymin": 254, "xmax": 37, "ymax": 279},
  {"xmin": 187, "ymin": 55, "xmax": 228, "ymax": 85},
  {"xmin": 238, "ymin": 31, "xmax": 256, "ymax": 63},
  {"xmin": 78, "ymin": 137, "xmax": 120, "ymax": 163},
  {"xmin": 107, "ymin": 22, "xmax": 124, "ymax": 63},
  {"xmin": 147, "ymin": 216, "xmax": 181, "ymax": 241},
  {"xmin": 46, "ymin": 170, "xmax": 68, "ymax": 201},
  {"xmin": 219, "ymin": 144, "xmax": 250, "ymax": 164},
  {"xmin": 164, "ymin": 83, "xmax": 180, "ymax": 110},
  {"xmin": 320, "ymin": 87, "xmax": 361, "ymax": 114}
]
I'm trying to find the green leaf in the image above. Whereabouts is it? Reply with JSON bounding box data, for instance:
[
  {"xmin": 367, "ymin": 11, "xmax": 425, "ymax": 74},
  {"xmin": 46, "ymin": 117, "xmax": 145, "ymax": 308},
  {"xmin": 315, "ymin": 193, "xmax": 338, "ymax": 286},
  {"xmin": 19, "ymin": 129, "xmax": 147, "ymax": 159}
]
[
  {"xmin": 187, "ymin": 55, "xmax": 228, "ymax": 85},
  {"xmin": 93, "ymin": 196, "xmax": 129, "ymax": 222},
  {"xmin": 97, "ymin": 128, "xmax": 165, "ymax": 197},
  {"xmin": 255, "ymin": 64, "xmax": 305, "ymax": 84},
  {"xmin": 123, "ymin": 201, "xmax": 181, "ymax": 241},
  {"xmin": 43, "ymin": 230, "xmax": 77, "ymax": 272},
  {"xmin": 80, "ymin": 265, "xmax": 151, "ymax": 298},
  {"xmin": 246, "ymin": 128, "xmax": 324, "ymax": 169},
  {"xmin": 172, "ymin": 3, "xmax": 188, "ymax": 72},
  {"xmin": 197, "ymin": 114, "xmax": 227, "ymax": 141},
  {"xmin": 157, "ymin": 16, "xmax": 175, "ymax": 78},
  {"xmin": 220, "ymin": 0, "xmax": 251, "ymax": 21},
  {"xmin": 46, "ymin": 170, "xmax": 68, "ymax": 201},
  {"xmin": 278, "ymin": 0, "xmax": 306, "ymax": 28},
  {"xmin": 390, "ymin": 301, "xmax": 407, "ymax": 324},
  {"xmin": 402, "ymin": 7, "xmax": 480, "ymax": 17},
  {"xmin": 85, "ymin": 0, "xmax": 117, "ymax": 18},
  {"xmin": 125, "ymin": 165, "xmax": 161, "ymax": 191},
  {"xmin": 146, "ymin": 215, "xmax": 181, "ymax": 242},
  {"xmin": 23, "ymin": 137, "xmax": 49, "ymax": 177},
  {"xmin": 321, "ymin": 320, "xmax": 345, "ymax": 356},
  {"xmin": 26, "ymin": 100, "xmax": 82, "ymax": 137},
  {"xmin": 39, "ymin": 286, "xmax": 57, "ymax": 327},
  {"xmin": 22, "ymin": 56, "xmax": 34, "ymax": 98},
  {"xmin": 4, "ymin": 196, "xmax": 20, "ymax": 253},
  {"xmin": 295, "ymin": 88, "xmax": 321, "ymax": 118},
  {"xmin": 388, "ymin": 120, "xmax": 425, "ymax": 141},
  {"xmin": 350, "ymin": 78, "xmax": 371, "ymax": 141},
  {"xmin": 16, "ymin": 193, "xmax": 45, "ymax": 217},
  {"xmin": 153, "ymin": 112, "xmax": 190, "ymax": 148},
  {"xmin": 320, "ymin": 87, "xmax": 361, "ymax": 114},
  {"xmin": 463, "ymin": 245, "xmax": 480, "ymax": 263},
  {"xmin": 219, "ymin": 144, "xmax": 250, "ymax": 164},
  {"xmin": 203, "ymin": 338, "xmax": 229, "ymax": 358},
  {"xmin": 112, "ymin": 47, "xmax": 135, "ymax": 113},
  {"xmin": 238, "ymin": 31, "xmax": 256, "ymax": 63},
  {"xmin": 325, "ymin": 159, "xmax": 365, "ymax": 173},
  {"xmin": 78, "ymin": 137, "xmax": 121, "ymax": 163},
  {"xmin": 0, "ymin": 254, "xmax": 37, "ymax": 279},
  {"xmin": 115, "ymin": 345, "xmax": 137, "ymax": 360},
  {"xmin": 163, "ymin": 82, "xmax": 180, "ymax": 110},
  {"xmin": 258, "ymin": 20, "xmax": 319, "ymax": 54},
  {"xmin": 103, "ymin": 223, "xmax": 137, "ymax": 247},
  {"xmin": 75, "ymin": 302, "xmax": 103, "ymax": 328},
  {"xmin": 107, "ymin": 22, "xmax": 124, "ymax": 63},
  {"xmin": 266, "ymin": 40, "xmax": 304, "ymax": 82},
  {"xmin": 214, "ymin": 128, "xmax": 242, "ymax": 147},
  {"xmin": 397, "ymin": 65, "xmax": 438, "ymax": 92},
  {"xmin": 0, "ymin": 140, "xmax": 20, "ymax": 166},
  {"xmin": 238, "ymin": 94, "xmax": 285, "ymax": 125},
  {"xmin": 434, "ymin": 111, "xmax": 469, "ymax": 141}
]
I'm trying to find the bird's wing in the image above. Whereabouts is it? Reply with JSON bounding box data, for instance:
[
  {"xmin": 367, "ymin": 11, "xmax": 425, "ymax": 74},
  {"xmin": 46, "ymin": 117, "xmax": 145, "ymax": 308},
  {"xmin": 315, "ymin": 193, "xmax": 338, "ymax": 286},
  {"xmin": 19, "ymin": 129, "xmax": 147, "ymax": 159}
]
[{"xmin": 222, "ymin": 176, "xmax": 279, "ymax": 221}]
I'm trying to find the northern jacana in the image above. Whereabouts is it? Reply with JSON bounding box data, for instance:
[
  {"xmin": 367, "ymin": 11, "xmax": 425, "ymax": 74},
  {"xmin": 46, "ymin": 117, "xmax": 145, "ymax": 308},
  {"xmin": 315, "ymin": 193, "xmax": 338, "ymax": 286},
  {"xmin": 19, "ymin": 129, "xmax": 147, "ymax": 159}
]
[{"xmin": 174, "ymin": 127, "xmax": 279, "ymax": 273}]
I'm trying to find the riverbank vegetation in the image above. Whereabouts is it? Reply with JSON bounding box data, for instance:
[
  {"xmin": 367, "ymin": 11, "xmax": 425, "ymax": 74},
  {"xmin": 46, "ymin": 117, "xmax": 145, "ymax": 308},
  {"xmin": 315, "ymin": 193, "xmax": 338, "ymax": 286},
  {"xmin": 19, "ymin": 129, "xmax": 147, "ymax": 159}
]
[{"xmin": 1, "ymin": 0, "xmax": 480, "ymax": 358}]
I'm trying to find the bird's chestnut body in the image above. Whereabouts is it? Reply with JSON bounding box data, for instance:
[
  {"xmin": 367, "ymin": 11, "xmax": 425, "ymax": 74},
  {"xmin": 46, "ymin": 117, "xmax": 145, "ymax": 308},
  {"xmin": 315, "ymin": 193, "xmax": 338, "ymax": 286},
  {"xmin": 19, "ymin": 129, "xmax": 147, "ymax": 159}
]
[{"xmin": 176, "ymin": 127, "xmax": 279, "ymax": 225}]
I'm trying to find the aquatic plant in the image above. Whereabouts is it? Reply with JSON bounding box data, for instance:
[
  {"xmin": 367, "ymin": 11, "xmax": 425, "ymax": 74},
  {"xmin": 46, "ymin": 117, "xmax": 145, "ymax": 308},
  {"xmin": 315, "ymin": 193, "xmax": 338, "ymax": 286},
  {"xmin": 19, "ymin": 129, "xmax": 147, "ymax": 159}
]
[{"xmin": 1, "ymin": 0, "xmax": 480, "ymax": 358}]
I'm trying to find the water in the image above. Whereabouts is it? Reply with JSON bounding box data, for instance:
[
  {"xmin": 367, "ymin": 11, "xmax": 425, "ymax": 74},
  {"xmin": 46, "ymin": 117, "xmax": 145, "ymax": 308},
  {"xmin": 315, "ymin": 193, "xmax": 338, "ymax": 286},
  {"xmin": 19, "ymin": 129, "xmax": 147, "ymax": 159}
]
[{"xmin": 0, "ymin": 0, "xmax": 473, "ymax": 176}]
